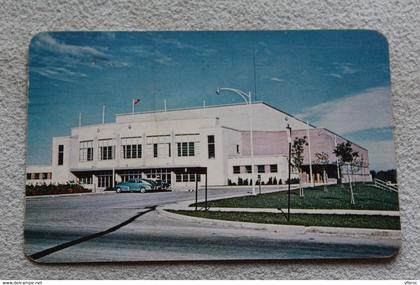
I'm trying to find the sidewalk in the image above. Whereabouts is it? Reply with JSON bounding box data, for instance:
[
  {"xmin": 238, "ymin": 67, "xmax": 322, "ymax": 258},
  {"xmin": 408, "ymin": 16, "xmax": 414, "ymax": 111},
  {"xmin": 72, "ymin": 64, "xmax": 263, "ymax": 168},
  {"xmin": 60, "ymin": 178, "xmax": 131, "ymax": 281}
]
[{"xmin": 165, "ymin": 200, "xmax": 400, "ymax": 216}]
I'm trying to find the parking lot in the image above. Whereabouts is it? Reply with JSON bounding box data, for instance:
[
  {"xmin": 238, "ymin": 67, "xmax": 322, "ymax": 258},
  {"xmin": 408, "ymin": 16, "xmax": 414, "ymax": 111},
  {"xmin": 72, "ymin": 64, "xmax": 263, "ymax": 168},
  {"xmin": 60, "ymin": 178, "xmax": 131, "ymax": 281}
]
[{"xmin": 24, "ymin": 186, "xmax": 398, "ymax": 262}]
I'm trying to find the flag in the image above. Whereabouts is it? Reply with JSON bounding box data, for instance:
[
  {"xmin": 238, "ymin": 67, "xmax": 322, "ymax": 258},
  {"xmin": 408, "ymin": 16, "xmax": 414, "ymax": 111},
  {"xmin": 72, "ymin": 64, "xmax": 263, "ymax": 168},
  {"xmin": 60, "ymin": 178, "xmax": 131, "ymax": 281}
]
[{"xmin": 133, "ymin": 98, "xmax": 140, "ymax": 105}]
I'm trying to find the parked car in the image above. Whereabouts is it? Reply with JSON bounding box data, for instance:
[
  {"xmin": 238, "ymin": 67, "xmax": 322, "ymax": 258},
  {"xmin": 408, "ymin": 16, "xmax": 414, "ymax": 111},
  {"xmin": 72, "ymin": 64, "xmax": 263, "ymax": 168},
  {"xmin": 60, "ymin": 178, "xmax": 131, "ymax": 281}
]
[
  {"xmin": 114, "ymin": 179, "xmax": 153, "ymax": 193},
  {"xmin": 139, "ymin": 178, "xmax": 158, "ymax": 190},
  {"xmin": 153, "ymin": 179, "xmax": 171, "ymax": 190}
]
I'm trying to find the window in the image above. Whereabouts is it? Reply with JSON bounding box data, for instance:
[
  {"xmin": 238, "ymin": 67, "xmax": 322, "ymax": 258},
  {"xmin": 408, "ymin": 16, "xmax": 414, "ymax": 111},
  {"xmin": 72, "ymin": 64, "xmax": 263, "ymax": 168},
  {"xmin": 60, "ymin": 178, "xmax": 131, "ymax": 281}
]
[
  {"xmin": 100, "ymin": 146, "xmax": 114, "ymax": 160},
  {"xmin": 121, "ymin": 137, "xmax": 142, "ymax": 159},
  {"xmin": 182, "ymin": 142, "xmax": 187, "ymax": 156},
  {"xmin": 189, "ymin": 174, "xmax": 195, "ymax": 182},
  {"xmin": 27, "ymin": 173, "xmax": 31, "ymax": 180},
  {"xmin": 80, "ymin": 177, "xmax": 92, "ymax": 185},
  {"xmin": 175, "ymin": 173, "xmax": 200, "ymax": 182},
  {"xmin": 79, "ymin": 141, "xmax": 93, "ymax": 162},
  {"xmin": 58, "ymin": 144, "xmax": 64, "ymax": 165},
  {"xmin": 258, "ymin": 165, "xmax": 265, "ymax": 173},
  {"xmin": 233, "ymin": 166, "xmax": 240, "ymax": 174},
  {"xmin": 34, "ymin": 173, "xmax": 40, "ymax": 180},
  {"xmin": 208, "ymin": 135, "xmax": 215, "ymax": 159},
  {"xmin": 188, "ymin": 142, "xmax": 195, "ymax": 156},
  {"xmin": 270, "ymin": 164, "xmax": 278, "ymax": 173},
  {"xmin": 122, "ymin": 144, "xmax": 142, "ymax": 159},
  {"xmin": 41, "ymin": 173, "xmax": 48, "ymax": 180},
  {"xmin": 99, "ymin": 139, "xmax": 115, "ymax": 160},
  {"xmin": 168, "ymin": 143, "xmax": 171, "ymax": 157},
  {"xmin": 177, "ymin": 142, "xmax": 195, "ymax": 157},
  {"xmin": 153, "ymin": 143, "xmax": 158, "ymax": 157},
  {"xmin": 245, "ymin": 165, "xmax": 252, "ymax": 173},
  {"xmin": 97, "ymin": 172, "xmax": 112, "ymax": 188},
  {"xmin": 236, "ymin": 144, "xmax": 240, "ymax": 154}
]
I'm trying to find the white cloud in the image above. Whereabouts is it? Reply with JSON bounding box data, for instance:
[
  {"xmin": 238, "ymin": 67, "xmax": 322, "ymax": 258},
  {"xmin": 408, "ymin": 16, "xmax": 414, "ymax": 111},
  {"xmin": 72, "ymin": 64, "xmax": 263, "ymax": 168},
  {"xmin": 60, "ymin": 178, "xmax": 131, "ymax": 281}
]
[
  {"xmin": 34, "ymin": 33, "xmax": 108, "ymax": 58},
  {"xmin": 32, "ymin": 66, "xmax": 87, "ymax": 82},
  {"xmin": 121, "ymin": 46, "xmax": 174, "ymax": 66},
  {"xmin": 357, "ymin": 139, "xmax": 396, "ymax": 171},
  {"xmin": 270, "ymin": 76, "xmax": 284, "ymax": 82},
  {"xmin": 297, "ymin": 86, "xmax": 393, "ymax": 134},
  {"xmin": 327, "ymin": 73, "xmax": 342, "ymax": 79},
  {"xmin": 333, "ymin": 62, "xmax": 359, "ymax": 75}
]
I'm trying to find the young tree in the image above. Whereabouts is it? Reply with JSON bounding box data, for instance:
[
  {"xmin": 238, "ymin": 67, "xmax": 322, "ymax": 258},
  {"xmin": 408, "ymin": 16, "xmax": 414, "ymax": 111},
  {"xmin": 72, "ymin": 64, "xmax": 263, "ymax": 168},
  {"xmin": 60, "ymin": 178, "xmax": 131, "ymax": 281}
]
[
  {"xmin": 291, "ymin": 136, "xmax": 308, "ymax": 197},
  {"xmin": 315, "ymin": 152, "xmax": 329, "ymax": 192},
  {"xmin": 333, "ymin": 141, "xmax": 359, "ymax": 205}
]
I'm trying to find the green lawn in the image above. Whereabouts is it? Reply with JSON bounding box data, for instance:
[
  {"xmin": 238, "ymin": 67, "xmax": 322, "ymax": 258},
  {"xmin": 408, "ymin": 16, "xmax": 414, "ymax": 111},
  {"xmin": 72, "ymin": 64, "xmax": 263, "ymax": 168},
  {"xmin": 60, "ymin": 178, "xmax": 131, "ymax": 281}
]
[
  {"xmin": 194, "ymin": 184, "xmax": 399, "ymax": 211},
  {"xmin": 170, "ymin": 210, "xmax": 401, "ymax": 230}
]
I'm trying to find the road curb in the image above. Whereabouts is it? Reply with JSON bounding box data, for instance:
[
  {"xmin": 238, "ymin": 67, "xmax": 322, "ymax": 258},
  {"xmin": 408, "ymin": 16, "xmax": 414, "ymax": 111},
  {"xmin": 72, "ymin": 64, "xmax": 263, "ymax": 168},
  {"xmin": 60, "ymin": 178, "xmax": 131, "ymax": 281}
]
[
  {"xmin": 156, "ymin": 206, "xmax": 306, "ymax": 234},
  {"xmin": 157, "ymin": 206, "xmax": 401, "ymax": 242}
]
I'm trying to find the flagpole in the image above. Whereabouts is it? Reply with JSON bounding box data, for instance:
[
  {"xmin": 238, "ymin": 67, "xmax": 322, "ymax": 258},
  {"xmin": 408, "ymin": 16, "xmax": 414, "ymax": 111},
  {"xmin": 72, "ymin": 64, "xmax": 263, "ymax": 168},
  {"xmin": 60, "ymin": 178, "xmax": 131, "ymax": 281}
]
[
  {"xmin": 306, "ymin": 120, "xmax": 314, "ymax": 187},
  {"xmin": 334, "ymin": 134, "xmax": 340, "ymax": 181},
  {"xmin": 78, "ymin": 112, "xmax": 82, "ymax": 128},
  {"xmin": 132, "ymin": 99, "xmax": 135, "ymax": 122},
  {"xmin": 102, "ymin": 105, "xmax": 105, "ymax": 124}
]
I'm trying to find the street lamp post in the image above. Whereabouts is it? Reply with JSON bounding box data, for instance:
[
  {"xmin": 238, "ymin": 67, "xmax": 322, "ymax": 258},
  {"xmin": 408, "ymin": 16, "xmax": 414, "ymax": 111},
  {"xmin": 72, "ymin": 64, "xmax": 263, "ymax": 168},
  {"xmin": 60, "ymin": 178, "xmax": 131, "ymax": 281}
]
[
  {"xmin": 286, "ymin": 119, "xmax": 292, "ymax": 221},
  {"xmin": 216, "ymin": 87, "xmax": 256, "ymax": 196}
]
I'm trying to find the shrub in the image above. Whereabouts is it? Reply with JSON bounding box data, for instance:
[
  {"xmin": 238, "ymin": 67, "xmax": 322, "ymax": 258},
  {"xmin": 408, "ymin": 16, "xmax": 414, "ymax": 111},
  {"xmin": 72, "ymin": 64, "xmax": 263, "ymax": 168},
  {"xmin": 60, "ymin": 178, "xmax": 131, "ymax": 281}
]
[
  {"xmin": 26, "ymin": 183, "xmax": 91, "ymax": 196},
  {"xmin": 238, "ymin": 177, "xmax": 243, "ymax": 186},
  {"xmin": 273, "ymin": 177, "xmax": 278, "ymax": 185},
  {"xmin": 285, "ymin": 178, "xmax": 300, "ymax": 184}
]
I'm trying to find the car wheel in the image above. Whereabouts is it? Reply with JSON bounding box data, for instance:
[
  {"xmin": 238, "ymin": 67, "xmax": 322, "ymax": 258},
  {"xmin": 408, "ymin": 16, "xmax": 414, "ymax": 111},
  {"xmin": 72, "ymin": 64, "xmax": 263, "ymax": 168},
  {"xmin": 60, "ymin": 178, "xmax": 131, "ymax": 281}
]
[
  {"xmin": 116, "ymin": 188, "xmax": 121, "ymax": 193},
  {"xmin": 140, "ymin": 187, "xmax": 146, "ymax": 193}
]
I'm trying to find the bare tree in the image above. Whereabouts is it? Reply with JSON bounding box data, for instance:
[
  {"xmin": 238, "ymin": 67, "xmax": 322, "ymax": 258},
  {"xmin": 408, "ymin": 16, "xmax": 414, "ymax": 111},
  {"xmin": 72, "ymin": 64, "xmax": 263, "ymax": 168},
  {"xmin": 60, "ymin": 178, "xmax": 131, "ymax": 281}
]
[
  {"xmin": 333, "ymin": 141, "xmax": 359, "ymax": 205},
  {"xmin": 291, "ymin": 136, "xmax": 307, "ymax": 197}
]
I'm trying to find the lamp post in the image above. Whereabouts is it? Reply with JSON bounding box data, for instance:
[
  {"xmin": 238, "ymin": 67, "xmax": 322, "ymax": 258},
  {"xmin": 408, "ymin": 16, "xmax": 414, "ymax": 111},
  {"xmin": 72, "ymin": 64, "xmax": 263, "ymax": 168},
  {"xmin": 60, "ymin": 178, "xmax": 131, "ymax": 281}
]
[
  {"xmin": 285, "ymin": 118, "xmax": 292, "ymax": 221},
  {"xmin": 216, "ymin": 87, "xmax": 256, "ymax": 195}
]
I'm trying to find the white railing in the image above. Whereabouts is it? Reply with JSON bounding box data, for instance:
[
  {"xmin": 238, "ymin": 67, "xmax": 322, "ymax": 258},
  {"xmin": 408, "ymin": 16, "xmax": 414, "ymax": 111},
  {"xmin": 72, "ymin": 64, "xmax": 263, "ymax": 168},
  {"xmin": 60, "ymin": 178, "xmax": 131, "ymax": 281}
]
[{"xmin": 373, "ymin": 178, "xmax": 398, "ymax": 192}]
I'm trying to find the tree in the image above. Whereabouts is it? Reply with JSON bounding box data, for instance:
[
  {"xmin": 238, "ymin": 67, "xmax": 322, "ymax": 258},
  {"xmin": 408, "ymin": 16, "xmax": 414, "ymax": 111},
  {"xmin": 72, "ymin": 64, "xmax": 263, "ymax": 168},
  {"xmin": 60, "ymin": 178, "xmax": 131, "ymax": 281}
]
[
  {"xmin": 291, "ymin": 136, "xmax": 308, "ymax": 197},
  {"xmin": 333, "ymin": 141, "xmax": 359, "ymax": 205},
  {"xmin": 315, "ymin": 152, "xmax": 329, "ymax": 192}
]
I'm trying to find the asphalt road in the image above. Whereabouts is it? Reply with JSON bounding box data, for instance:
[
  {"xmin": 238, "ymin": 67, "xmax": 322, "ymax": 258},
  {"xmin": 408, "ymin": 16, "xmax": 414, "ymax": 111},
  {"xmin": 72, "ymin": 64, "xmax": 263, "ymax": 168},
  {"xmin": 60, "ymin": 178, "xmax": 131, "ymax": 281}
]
[{"xmin": 24, "ymin": 187, "xmax": 399, "ymax": 262}]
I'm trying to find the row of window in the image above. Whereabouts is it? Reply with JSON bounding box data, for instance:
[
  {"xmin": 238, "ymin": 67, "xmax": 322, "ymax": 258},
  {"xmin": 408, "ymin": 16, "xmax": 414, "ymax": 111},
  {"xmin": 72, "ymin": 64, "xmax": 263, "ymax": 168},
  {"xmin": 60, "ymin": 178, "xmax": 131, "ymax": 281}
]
[
  {"xmin": 78, "ymin": 142, "xmax": 195, "ymax": 162},
  {"xmin": 27, "ymin": 172, "xmax": 52, "ymax": 180},
  {"xmin": 233, "ymin": 164, "xmax": 278, "ymax": 174},
  {"xmin": 175, "ymin": 173, "xmax": 202, "ymax": 183},
  {"xmin": 58, "ymin": 135, "xmax": 216, "ymax": 164}
]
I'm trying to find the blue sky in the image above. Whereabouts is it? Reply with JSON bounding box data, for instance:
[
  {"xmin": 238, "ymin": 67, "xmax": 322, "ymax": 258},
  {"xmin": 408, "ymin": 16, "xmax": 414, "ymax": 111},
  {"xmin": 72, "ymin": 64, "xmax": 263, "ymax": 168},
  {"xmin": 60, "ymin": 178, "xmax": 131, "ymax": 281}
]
[{"xmin": 27, "ymin": 30, "xmax": 395, "ymax": 170}]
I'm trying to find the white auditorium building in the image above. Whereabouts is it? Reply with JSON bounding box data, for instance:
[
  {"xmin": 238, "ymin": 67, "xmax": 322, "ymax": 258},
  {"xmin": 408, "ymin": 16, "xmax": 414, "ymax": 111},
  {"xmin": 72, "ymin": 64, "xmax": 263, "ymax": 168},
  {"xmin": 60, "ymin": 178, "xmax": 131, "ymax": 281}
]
[{"xmin": 26, "ymin": 102, "xmax": 371, "ymax": 190}]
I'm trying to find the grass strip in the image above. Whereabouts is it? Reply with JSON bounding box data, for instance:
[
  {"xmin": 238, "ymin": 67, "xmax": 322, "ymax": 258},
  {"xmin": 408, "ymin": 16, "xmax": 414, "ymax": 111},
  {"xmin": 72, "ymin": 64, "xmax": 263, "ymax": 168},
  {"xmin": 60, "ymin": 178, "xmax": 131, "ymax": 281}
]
[
  {"xmin": 193, "ymin": 184, "xmax": 399, "ymax": 211},
  {"xmin": 169, "ymin": 210, "xmax": 401, "ymax": 230}
]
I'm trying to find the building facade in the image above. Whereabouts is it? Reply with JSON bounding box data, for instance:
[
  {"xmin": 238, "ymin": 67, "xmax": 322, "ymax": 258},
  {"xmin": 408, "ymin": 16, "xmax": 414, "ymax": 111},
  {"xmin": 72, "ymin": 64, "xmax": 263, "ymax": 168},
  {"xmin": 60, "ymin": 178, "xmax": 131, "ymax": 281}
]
[{"xmin": 26, "ymin": 102, "xmax": 371, "ymax": 190}]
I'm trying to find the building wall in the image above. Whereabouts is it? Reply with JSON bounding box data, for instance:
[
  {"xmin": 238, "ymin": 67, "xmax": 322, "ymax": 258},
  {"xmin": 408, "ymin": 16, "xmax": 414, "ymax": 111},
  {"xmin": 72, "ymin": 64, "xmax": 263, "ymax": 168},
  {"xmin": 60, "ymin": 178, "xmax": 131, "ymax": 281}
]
[
  {"xmin": 26, "ymin": 165, "xmax": 53, "ymax": 185},
  {"xmin": 32, "ymin": 103, "xmax": 370, "ymax": 187},
  {"xmin": 51, "ymin": 136, "xmax": 77, "ymax": 184},
  {"xmin": 116, "ymin": 102, "xmax": 312, "ymax": 132},
  {"xmin": 227, "ymin": 155, "xmax": 295, "ymax": 185}
]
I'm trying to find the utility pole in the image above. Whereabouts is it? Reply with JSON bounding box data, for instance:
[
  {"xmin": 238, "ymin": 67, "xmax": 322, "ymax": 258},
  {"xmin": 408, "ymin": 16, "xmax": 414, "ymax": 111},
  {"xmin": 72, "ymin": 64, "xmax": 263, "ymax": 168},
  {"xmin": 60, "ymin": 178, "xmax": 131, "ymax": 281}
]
[{"xmin": 286, "ymin": 121, "xmax": 292, "ymax": 221}]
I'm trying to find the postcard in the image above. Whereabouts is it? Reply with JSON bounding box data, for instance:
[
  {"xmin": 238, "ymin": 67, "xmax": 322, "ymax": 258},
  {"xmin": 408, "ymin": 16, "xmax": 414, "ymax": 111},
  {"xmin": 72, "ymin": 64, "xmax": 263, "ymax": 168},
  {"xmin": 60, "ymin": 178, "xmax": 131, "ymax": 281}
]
[{"xmin": 25, "ymin": 31, "xmax": 400, "ymax": 262}]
